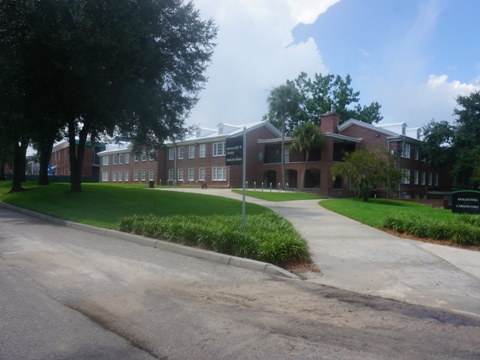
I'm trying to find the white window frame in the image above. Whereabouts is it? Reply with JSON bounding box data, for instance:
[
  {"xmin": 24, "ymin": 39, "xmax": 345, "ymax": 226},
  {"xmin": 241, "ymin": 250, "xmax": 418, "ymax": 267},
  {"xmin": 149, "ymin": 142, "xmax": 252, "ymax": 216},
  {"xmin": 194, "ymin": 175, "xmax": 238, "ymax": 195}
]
[
  {"xmin": 169, "ymin": 148, "xmax": 175, "ymax": 160},
  {"xmin": 435, "ymin": 173, "xmax": 439, "ymax": 186},
  {"xmin": 178, "ymin": 147, "xmax": 184, "ymax": 160},
  {"xmin": 102, "ymin": 171, "xmax": 108, "ymax": 182},
  {"xmin": 168, "ymin": 168, "xmax": 174, "ymax": 181},
  {"xmin": 401, "ymin": 143, "xmax": 411, "ymax": 159},
  {"xmin": 428, "ymin": 172, "xmax": 433, "ymax": 186},
  {"xmin": 178, "ymin": 168, "xmax": 184, "ymax": 181},
  {"xmin": 149, "ymin": 150, "xmax": 154, "ymax": 161},
  {"xmin": 189, "ymin": 145, "xmax": 195, "ymax": 159},
  {"xmin": 413, "ymin": 170, "xmax": 419, "ymax": 185},
  {"xmin": 421, "ymin": 171, "xmax": 426, "ymax": 185},
  {"xmin": 118, "ymin": 171, "xmax": 122, "ymax": 182},
  {"xmin": 134, "ymin": 170, "xmax": 139, "ymax": 182},
  {"xmin": 118, "ymin": 154, "xmax": 123, "ymax": 164},
  {"xmin": 102, "ymin": 156, "xmax": 109, "ymax": 166},
  {"xmin": 134, "ymin": 154, "xmax": 139, "ymax": 162},
  {"xmin": 149, "ymin": 169, "xmax": 154, "ymax": 181},
  {"xmin": 188, "ymin": 168, "xmax": 194, "ymax": 181},
  {"xmin": 213, "ymin": 142, "xmax": 226, "ymax": 157},
  {"xmin": 212, "ymin": 167, "xmax": 226, "ymax": 181},
  {"xmin": 125, "ymin": 153, "xmax": 130, "ymax": 164},
  {"xmin": 125, "ymin": 171, "xmax": 129, "ymax": 182},
  {"xmin": 401, "ymin": 169, "xmax": 410, "ymax": 185},
  {"xmin": 141, "ymin": 151, "xmax": 146, "ymax": 162},
  {"xmin": 414, "ymin": 148, "xmax": 419, "ymax": 160},
  {"xmin": 112, "ymin": 171, "xmax": 117, "ymax": 182},
  {"xmin": 199, "ymin": 144, "xmax": 206, "ymax": 158},
  {"xmin": 199, "ymin": 167, "xmax": 205, "ymax": 181},
  {"xmin": 141, "ymin": 169, "xmax": 146, "ymax": 181},
  {"xmin": 113, "ymin": 155, "xmax": 117, "ymax": 165}
]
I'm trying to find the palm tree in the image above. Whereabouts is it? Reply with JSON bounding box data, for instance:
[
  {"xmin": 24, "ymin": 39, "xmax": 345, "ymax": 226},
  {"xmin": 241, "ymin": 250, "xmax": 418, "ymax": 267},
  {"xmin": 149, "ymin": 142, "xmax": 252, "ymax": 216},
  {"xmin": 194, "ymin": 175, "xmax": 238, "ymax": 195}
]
[
  {"xmin": 291, "ymin": 122, "xmax": 325, "ymax": 189},
  {"xmin": 267, "ymin": 81, "xmax": 300, "ymax": 188}
]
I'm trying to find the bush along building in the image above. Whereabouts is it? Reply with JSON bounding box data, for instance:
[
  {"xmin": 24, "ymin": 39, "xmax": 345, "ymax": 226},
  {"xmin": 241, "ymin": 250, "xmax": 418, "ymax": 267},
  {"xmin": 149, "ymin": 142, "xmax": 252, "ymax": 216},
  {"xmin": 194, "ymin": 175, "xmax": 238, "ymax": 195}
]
[{"xmin": 98, "ymin": 112, "xmax": 453, "ymax": 199}]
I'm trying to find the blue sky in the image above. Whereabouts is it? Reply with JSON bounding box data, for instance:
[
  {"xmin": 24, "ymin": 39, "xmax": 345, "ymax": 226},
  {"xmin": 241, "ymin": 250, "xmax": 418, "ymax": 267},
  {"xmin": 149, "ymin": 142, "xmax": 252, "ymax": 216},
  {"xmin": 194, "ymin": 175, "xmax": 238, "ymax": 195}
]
[{"xmin": 190, "ymin": 0, "xmax": 480, "ymax": 132}]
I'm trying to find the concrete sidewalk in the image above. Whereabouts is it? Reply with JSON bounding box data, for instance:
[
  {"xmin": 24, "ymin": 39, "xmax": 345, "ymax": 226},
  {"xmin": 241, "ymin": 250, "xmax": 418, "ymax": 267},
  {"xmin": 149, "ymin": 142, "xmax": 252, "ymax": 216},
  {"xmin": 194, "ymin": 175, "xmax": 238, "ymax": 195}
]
[{"xmin": 157, "ymin": 187, "xmax": 480, "ymax": 316}]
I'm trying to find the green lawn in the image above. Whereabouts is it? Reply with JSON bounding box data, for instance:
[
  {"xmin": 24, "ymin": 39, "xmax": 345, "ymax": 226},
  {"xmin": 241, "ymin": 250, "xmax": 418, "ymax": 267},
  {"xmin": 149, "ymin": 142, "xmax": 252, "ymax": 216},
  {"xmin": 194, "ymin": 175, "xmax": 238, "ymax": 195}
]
[
  {"xmin": 0, "ymin": 181, "xmax": 270, "ymax": 228},
  {"xmin": 319, "ymin": 198, "xmax": 456, "ymax": 228},
  {"xmin": 232, "ymin": 189, "xmax": 326, "ymax": 201}
]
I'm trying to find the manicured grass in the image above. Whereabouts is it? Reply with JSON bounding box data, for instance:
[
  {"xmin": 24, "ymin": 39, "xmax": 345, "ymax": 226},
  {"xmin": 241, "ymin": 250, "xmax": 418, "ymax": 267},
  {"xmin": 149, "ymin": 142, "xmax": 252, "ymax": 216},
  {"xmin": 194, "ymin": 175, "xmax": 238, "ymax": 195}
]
[
  {"xmin": 0, "ymin": 181, "xmax": 270, "ymax": 228},
  {"xmin": 319, "ymin": 198, "xmax": 453, "ymax": 228},
  {"xmin": 320, "ymin": 198, "xmax": 480, "ymax": 246},
  {"xmin": 232, "ymin": 189, "xmax": 326, "ymax": 201}
]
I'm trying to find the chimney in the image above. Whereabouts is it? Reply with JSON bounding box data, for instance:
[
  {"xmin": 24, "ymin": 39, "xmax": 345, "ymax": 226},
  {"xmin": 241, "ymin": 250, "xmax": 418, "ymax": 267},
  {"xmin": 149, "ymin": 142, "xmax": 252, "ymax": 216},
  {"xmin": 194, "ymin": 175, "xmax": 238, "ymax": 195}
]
[{"xmin": 320, "ymin": 112, "xmax": 340, "ymax": 134}]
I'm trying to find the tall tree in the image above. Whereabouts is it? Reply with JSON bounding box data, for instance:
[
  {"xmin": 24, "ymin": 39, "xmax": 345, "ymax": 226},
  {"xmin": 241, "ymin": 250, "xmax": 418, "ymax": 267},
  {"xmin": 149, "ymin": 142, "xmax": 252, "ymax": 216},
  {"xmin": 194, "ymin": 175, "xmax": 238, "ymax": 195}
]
[
  {"xmin": 290, "ymin": 122, "xmax": 325, "ymax": 189},
  {"xmin": 266, "ymin": 72, "xmax": 382, "ymax": 133},
  {"xmin": 267, "ymin": 81, "xmax": 301, "ymax": 188}
]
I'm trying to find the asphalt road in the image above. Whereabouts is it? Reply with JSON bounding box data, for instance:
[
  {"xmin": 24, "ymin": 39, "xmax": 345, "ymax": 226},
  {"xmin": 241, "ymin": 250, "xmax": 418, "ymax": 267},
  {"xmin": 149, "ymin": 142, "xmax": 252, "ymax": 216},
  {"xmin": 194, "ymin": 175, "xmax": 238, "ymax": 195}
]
[{"xmin": 1, "ymin": 207, "xmax": 480, "ymax": 360}]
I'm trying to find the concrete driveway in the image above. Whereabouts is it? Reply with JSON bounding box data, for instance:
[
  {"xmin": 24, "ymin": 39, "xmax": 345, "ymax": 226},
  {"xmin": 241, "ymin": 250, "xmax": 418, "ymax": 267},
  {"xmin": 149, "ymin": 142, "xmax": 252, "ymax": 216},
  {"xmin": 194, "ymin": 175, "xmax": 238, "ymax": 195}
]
[{"xmin": 157, "ymin": 187, "xmax": 480, "ymax": 316}]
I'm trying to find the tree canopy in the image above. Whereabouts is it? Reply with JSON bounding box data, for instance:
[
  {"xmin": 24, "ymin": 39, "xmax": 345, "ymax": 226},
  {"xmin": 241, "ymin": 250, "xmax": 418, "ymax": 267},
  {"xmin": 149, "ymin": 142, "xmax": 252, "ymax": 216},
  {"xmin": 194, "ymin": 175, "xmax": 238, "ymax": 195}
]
[
  {"xmin": 265, "ymin": 72, "xmax": 383, "ymax": 134},
  {"xmin": 330, "ymin": 146, "xmax": 401, "ymax": 201},
  {"xmin": 422, "ymin": 91, "xmax": 480, "ymax": 188},
  {"xmin": 0, "ymin": 0, "xmax": 217, "ymax": 192}
]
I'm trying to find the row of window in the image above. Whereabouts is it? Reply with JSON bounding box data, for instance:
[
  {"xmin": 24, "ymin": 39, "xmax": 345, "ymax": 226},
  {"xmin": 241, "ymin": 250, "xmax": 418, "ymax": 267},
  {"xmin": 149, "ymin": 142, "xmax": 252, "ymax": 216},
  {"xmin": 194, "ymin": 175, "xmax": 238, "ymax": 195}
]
[
  {"xmin": 167, "ymin": 166, "xmax": 227, "ymax": 182},
  {"xmin": 102, "ymin": 151, "xmax": 156, "ymax": 166},
  {"xmin": 401, "ymin": 169, "xmax": 438, "ymax": 186},
  {"xmin": 102, "ymin": 169, "xmax": 155, "ymax": 182},
  {"xmin": 168, "ymin": 142, "xmax": 225, "ymax": 161},
  {"xmin": 400, "ymin": 144, "xmax": 424, "ymax": 161}
]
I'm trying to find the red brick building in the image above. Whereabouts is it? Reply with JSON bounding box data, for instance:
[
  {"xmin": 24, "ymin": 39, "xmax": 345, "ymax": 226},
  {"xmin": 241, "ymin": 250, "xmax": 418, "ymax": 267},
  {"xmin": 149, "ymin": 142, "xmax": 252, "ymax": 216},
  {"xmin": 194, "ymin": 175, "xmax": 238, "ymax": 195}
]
[{"xmin": 98, "ymin": 114, "xmax": 452, "ymax": 199}]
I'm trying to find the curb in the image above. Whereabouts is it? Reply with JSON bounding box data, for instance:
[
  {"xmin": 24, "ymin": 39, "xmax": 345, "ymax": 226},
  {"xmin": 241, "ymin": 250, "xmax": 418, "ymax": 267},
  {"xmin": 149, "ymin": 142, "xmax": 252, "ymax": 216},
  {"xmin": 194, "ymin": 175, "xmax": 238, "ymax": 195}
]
[{"xmin": 0, "ymin": 202, "xmax": 297, "ymax": 279}]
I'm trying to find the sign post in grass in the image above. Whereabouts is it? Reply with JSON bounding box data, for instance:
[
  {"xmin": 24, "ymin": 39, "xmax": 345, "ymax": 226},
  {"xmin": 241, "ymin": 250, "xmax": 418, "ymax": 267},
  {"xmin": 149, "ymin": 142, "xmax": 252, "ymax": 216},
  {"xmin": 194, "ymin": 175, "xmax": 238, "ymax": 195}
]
[{"xmin": 226, "ymin": 128, "xmax": 247, "ymax": 227}]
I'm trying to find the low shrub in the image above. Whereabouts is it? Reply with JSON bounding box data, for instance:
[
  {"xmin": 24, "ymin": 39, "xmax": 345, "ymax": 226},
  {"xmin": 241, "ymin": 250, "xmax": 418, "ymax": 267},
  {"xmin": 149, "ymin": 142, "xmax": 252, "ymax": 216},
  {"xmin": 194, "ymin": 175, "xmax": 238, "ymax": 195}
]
[
  {"xmin": 382, "ymin": 214, "xmax": 480, "ymax": 245},
  {"xmin": 118, "ymin": 212, "xmax": 309, "ymax": 265}
]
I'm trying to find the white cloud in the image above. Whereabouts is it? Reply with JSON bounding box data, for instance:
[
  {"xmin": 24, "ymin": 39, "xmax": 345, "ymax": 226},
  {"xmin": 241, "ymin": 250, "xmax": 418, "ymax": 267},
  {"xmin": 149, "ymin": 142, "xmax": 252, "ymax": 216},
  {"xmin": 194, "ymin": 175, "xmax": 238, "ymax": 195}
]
[
  {"xmin": 189, "ymin": 0, "xmax": 334, "ymax": 128},
  {"xmin": 378, "ymin": 74, "xmax": 480, "ymax": 129}
]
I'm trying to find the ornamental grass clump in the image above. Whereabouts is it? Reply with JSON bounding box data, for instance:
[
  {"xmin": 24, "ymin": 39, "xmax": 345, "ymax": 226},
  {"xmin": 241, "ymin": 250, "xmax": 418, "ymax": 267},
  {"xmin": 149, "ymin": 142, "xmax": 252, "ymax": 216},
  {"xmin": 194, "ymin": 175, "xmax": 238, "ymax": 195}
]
[
  {"xmin": 119, "ymin": 212, "xmax": 309, "ymax": 265},
  {"xmin": 382, "ymin": 214, "xmax": 480, "ymax": 245}
]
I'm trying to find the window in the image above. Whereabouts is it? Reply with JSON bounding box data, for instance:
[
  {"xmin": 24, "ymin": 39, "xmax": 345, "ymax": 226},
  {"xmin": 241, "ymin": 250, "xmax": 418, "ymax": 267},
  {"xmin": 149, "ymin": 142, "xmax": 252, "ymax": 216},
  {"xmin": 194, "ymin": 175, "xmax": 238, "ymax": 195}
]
[
  {"xmin": 134, "ymin": 154, "xmax": 139, "ymax": 162},
  {"xmin": 169, "ymin": 148, "xmax": 175, "ymax": 160},
  {"xmin": 125, "ymin": 171, "xmax": 129, "ymax": 182},
  {"xmin": 149, "ymin": 169, "xmax": 154, "ymax": 181},
  {"xmin": 113, "ymin": 155, "xmax": 117, "ymax": 165},
  {"xmin": 421, "ymin": 171, "xmax": 426, "ymax": 185},
  {"xmin": 413, "ymin": 170, "xmax": 419, "ymax": 185},
  {"xmin": 134, "ymin": 170, "xmax": 139, "ymax": 181},
  {"xmin": 112, "ymin": 171, "xmax": 117, "ymax": 181},
  {"xmin": 189, "ymin": 145, "xmax": 195, "ymax": 159},
  {"xmin": 414, "ymin": 149, "xmax": 419, "ymax": 160},
  {"xmin": 149, "ymin": 150, "xmax": 154, "ymax": 161},
  {"xmin": 119, "ymin": 154, "xmax": 123, "ymax": 164},
  {"xmin": 178, "ymin": 147, "xmax": 184, "ymax": 160},
  {"xmin": 141, "ymin": 169, "xmax": 146, "ymax": 181},
  {"xmin": 401, "ymin": 143, "xmax": 410, "ymax": 159},
  {"xmin": 435, "ymin": 173, "xmax": 439, "ymax": 186},
  {"xmin": 428, "ymin": 172, "xmax": 432, "ymax": 186},
  {"xmin": 118, "ymin": 171, "xmax": 122, "ymax": 182},
  {"xmin": 102, "ymin": 172, "xmax": 108, "ymax": 181},
  {"xmin": 213, "ymin": 142, "xmax": 225, "ymax": 156},
  {"xmin": 178, "ymin": 168, "xmax": 184, "ymax": 181},
  {"xmin": 199, "ymin": 167, "xmax": 205, "ymax": 181},
  {"xmin": 199, "ymin": 144, "xmax": 206, "ymax": 158},
  {"xmin": 125, "ymin": 153, "xmax": 130, "ymax": 164},
  {"xmin": 141, "ymin": 151, "xmax": 146, "ymax": 161},
  {"xmin": 188, "ymin": 168, "xmax": 194, "ymax": 181},
  {"xmin": 401, "ymin": 169, "xmax": 410, "ymax": 184},
  {"xmin": 212, "ymin": 167, "xmax": 226, "ymax": 181},
  {"xmin": 102, "ymin": 156, "xmax": 109, "ymax": 166},
  {"xmin": 168, "ymin": 168, "xmax": 174, "ymax": 181}
]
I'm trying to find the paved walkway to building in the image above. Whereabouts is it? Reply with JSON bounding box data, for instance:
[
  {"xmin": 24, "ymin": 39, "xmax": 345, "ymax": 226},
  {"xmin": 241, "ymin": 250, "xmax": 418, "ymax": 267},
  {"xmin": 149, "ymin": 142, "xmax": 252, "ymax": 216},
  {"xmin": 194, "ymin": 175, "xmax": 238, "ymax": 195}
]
[{"xmin": 157, "ymin": 187, "xmax": 480, "ymax": 316}]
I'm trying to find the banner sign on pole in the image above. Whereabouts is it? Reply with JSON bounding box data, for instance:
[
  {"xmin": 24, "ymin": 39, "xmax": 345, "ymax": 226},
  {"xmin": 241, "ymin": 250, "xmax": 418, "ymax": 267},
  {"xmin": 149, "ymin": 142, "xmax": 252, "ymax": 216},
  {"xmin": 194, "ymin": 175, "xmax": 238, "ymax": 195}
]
[{"xmin": 225, "ymin": 136, "xmax": 243, "ymax": 166}]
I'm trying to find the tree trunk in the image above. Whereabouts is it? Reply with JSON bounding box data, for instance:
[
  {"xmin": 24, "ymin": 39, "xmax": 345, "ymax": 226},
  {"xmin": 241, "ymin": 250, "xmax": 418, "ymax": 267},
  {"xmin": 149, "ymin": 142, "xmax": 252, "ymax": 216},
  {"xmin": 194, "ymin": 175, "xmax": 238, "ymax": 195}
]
[
  {"xmin": 68, "ymin": 119, "xmax": 89, "ymax": 193},
  {"xmin": 10, "ymin": 137, "xmax": 27, "ymax": 192},
  {"xmin": 0, "ymin": 158, "xmax": 6, "ymax": 181},
  {"xmin": 301, "ymin": 150, "xmax": 309, "ymax": 190},
  {"xmin": 38, "ymin": 139, "xmax": 54, "ymax": 185}
]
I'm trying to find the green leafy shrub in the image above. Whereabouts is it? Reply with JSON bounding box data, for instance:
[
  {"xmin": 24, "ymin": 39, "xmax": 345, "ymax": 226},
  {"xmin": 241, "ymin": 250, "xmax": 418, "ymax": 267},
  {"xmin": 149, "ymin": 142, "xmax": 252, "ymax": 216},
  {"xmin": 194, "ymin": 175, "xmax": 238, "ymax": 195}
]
[
  {"xmin": 382, "ymin": 214, "xmax": 480, "ymax": 245},
  {"xmin": 118, "ymin": 212, "xmax": 309, "ymax": 265}
]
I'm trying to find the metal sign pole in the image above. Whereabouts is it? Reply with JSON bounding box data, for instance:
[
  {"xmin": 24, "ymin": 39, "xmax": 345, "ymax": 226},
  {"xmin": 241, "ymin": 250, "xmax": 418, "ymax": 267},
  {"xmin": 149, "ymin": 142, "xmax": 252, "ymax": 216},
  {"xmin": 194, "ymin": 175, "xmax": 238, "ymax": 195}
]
[{"xmin": 242, "ymin": 127, "xmax": 246, "ymax": 228}]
